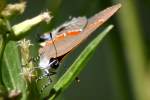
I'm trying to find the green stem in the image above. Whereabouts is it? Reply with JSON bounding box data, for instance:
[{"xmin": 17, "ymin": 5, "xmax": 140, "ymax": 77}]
[
  {"xmin": 0, "ymin": 34, "xmax": 7, "ymax": 90},
  {"xmin": 0, "ymin": 34, "xmax": 6, "ymax": 60},
  {"xmin": 117, "ymin": 0, "xmax": 150, "ymax": 100}
]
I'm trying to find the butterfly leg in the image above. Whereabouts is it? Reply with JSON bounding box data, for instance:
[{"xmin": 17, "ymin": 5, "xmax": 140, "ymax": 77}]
[
  {"xmin": 36, "ymin": 73, "xmax": 50, "ymax": 83},
  {"xmin": 36, "ymin": 71, "xmax": 56, "ymax": 82},
  {"xmin": 39, "ymin": 71, "xmax": 57, "ymax": 93}
]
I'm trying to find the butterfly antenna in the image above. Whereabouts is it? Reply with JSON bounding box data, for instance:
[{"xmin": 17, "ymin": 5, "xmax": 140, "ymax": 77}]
[{"xmin": 49, "ymin": 33, "xmax": 58, "ymax": 58}]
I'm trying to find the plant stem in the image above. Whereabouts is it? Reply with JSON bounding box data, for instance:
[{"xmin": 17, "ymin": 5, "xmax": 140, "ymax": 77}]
[
  {"xmin": 117, "ymin": 0, "xmax": 150, "ymax": 100},
  {"xmin": 0, "ymin": 34, "xmax": 7, "ymax": 88},
  {"xmin": 0, "ymin": 34, "xmax": 6, "ymax": 60}
]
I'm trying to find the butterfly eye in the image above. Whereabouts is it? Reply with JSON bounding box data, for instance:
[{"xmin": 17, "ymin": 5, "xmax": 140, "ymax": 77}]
[{"xmin": 49, "ymin": 58, "xmax": 60, "ymax": 69}]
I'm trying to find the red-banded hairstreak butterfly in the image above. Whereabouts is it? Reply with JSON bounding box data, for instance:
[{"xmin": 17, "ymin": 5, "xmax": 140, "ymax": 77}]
[{"xmin": 36, "ymin": 3, "xmax": 121, "ymax": 93}]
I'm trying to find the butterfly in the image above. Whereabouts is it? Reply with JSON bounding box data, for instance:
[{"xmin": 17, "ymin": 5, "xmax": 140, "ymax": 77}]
[{"xmin": 36, "ymin": 3, "xmax": 121, "ymax": 93}]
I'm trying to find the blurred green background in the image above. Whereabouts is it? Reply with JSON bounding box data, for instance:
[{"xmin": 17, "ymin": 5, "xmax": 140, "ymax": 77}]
[{"xmin": 5, "ymin": 0, "xmax": 150, "ymax": 100}]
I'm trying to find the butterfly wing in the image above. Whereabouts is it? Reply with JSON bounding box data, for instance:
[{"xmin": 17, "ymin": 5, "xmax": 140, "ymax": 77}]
[
  {"xmin": 39, "ymin": 4, "xmax": 121, "ymax": 59},
  {"xmin": 39, "ymin": 17, "xmax": 87, "ymax": 41},
  {"xmin": 51, "ymin": 17, "xmax": 87, "ymax": 36}
]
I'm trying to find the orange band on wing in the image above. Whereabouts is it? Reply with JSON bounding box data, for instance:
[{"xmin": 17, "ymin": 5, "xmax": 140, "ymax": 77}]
[
  {"xmin": 67, "ymin": 31, "xmax": 80, "ymax": 36},
  {"xmin": 45, "ymin": 34, "xmax": 65, "ymax": 46},
  {"xmin": 45, "ymin": 31, "xmax": 81, "ymax": 46}
]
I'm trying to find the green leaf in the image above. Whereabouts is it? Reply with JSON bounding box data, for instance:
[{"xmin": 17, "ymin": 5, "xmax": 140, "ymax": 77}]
[
  {"xmin": 48, "ymin": 25, "xmax": 114, "ymax": 99},
  {"xmin": 2, "ymin": 41, "xmax": 27, "ymax": 99}
]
